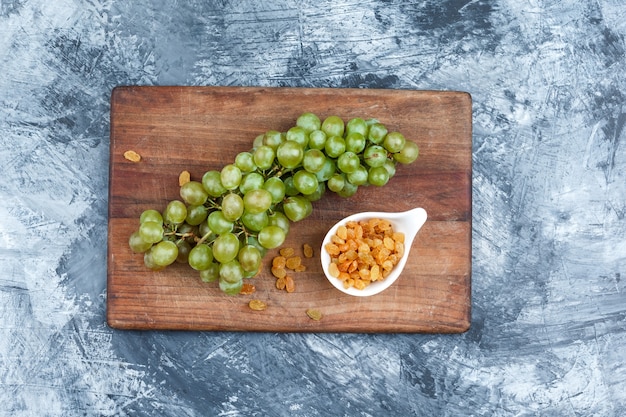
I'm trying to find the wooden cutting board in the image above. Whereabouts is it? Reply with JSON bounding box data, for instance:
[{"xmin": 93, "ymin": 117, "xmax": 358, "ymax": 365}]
[{"xmin": 107, "ymin": 86, "xmax": 472, "ymax": 333}]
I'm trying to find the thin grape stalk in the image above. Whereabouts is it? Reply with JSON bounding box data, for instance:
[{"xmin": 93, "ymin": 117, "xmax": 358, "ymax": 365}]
[{"xmin": 128, "ymin": 112, "xmax": 420, "ymax": 295}]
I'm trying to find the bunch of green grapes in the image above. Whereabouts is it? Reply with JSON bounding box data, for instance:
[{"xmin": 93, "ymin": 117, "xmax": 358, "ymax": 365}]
[{"xmin": 128, "ymin": 112, "xmax": 419, "ymax": 295}]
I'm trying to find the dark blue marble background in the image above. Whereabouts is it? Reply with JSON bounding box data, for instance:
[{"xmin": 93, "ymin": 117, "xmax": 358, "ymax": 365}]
[{"xmin": 1, "ymin": 1, "xmax": 625, "ymax": 416}]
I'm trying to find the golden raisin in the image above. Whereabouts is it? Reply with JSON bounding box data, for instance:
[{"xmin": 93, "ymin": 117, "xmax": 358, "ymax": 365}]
[
  {"xmin": 240, "ymin": 283, "xmax": 256, "ymax": 295},
  {"xmin": 271, "ymin": 266, "xmax": 287, "ymax": 279},
  {"xmin": 279, "ymin": 247, "xmax": 295, "ymax": 257},
  {"xmin": 123, "ymin": 150, "xmax": 141, "ymax": 162},
  {"xmin": 306, "ymin": 309, "xmax": 323, "ymax": 321},
  {"xmin": 272, "ymin": 256, "xmax": 286, "ymax": 268},
  {"xmin": 248, "ymin": 299, "xmax": 267, "ymax": 311},
  {"xmin": 178, "ymin": 170, "xmax": 191, "ymax": 186},
  {"xmin": 285, "ymin": 256, "xmax": 302, "ymax": 270},
  {"xmin": 285, "ymin": 275, "xmax": 295, "ymax": 293},
  {"xmin": 303, "ymin": 244, "xmax": 313, "ymax": 258}
]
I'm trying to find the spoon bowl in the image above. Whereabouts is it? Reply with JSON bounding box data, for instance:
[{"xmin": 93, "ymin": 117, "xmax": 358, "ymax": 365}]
[{"xmin": 320, "ymin": 207, "xmax": 427, "ymax": 296}]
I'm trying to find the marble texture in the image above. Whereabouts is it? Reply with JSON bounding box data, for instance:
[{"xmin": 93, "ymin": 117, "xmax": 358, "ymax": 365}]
[{"xmin": 1, "ymin": 0, "xmax": 625, "ymax": 415}]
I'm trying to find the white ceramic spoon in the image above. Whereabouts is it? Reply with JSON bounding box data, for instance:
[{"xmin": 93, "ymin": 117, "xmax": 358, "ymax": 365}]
[{"xmin": 320, "ymin": 207, "xmax": 428, "ymax": 297}]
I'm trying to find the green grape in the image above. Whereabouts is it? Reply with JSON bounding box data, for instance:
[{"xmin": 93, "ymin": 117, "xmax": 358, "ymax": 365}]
[
  {"xmin": 175, "ymin": 239, "xmax": 192, "ymax": 263},
  {"xmin": 246, "ymin": 235, "xmax": 267, "ymax": 258},
  {"xmin": 282, "ymin": 196, "xmax": 312, "ymax": 222},
  {"xmin": 327, "ymin": 173, "xmax": 345, "ymax": 193},
  {"xmin": 139, "ymin": 209, "xmax": 163, "ymax": 225},
  {"xmin": 263, "ymin": 177, "xmax": 286, "ymax": 204},
  {"xmin": 200, "ymin": 263, "xmax": 220, "ymax": 282},
  {"xmin": 276, "ymin": 140, "xmax": 304, "ymax": 169},
  {"xmin": 267, "ymin": 211, "xmax": 290, "ymax": 234},
  {"xmin": 202, "ymin": 170, "xmax": 227, "ymax": 197},
  {"xmin": 219, "ymin": 277, "xmax": 243, "ymax": 295},
  {"xmin": 296, "ymin": 112, "xmax": 321, "ymax": 133},
  {"xmin": 337, "ymin": 151, "xmax": 360, "ymax": 174},
  {"xmin": 198, "ymin": 221, "xmax": 213, "ymax": 239},
  {"xmin": 382, "ymin": 159, "xmax": 397, "ymax": 178},
  {"xmin": 383, "ymin": 131, "xmax": 406, "ymax": 153},
  {"xmin": 315, "ymin": 157, "xmax": 336, "ymax": 182},
  {"xmin": 220, "ymin": 164, "xmax": 242, "ymax": 190},
  {"xmin": 180, "ymin": 181, "xmax": 208, "ymax": 206},
  {"xmin": 337, "ymin": 180, "xmax": 358, "ymax": 198},
  {"xmin": 151, "ymin": 240, "xmax": 179, "ymax": 266},
  {"xmin": 308, "ymin": 129, "xmax": 327, "ymax": 150},
  {"xmin": 321, "ymin": 115, "xmax": 344, "ymax": 137},
  {"xmin": 164, "ymin": 200, "xmax": 188, "ymax": 225},
  {"xmin": 347, "ymin": 164, "xmax": 369, "ymax": 186},
  {"xmin": 324, "ymin": 135, "xmax": 346, "ymax": 158},
  {"xmin": 363, "ymin": 145, "xmax": 388, "ymax": 168},
  {"xmin": 219, "ymin": 259, "xmax": 244, "ymax": 283},
  {"xmin": 302, "ymin": 149, "xmax": 326, "ymax": 173},
  {"xmin": 221, "ymin": 193, "xmax": 244, "ymax": 222},
  {"xmin": 238, "ymin": 245, "xmax": 262, "ymax": 273},
  {"xmin": 258, "ymin": 225, "xmax": 286, "ymax": 249},
  {"xmin": 207, "ymin": 210, "xmax": 234, "ymax": 234},
  {"xmin": 346, "ymin": 117, "xmax": 368, "ymax": 136},
  {"xmin": 293, "ymin": 170, "xmax": 319, "ymax": 195},
  {"xmin": 368, "ymin": 165, "xmax": 390, "ymax": 186},
  {"xmin": 212, "ymin": 233, "xmax": 240, "ymax": 263},
  {"xmin": 283, "ymin": 175, "xmax": 300, "ymax": 197},
  {"xmin": 241, "ymin": 210, "xmax": 269, "ymax": 232},
  {"xmin": 235, "ymin": 151, "xmax": 256, "ymax": 173},
  {"xmin": 286, "ymin": 126, "xmax": 308, "ymax": 147},
  {"xmin": 188, "ymin": 243, "xmax": 214, "ymax": 270},
  {"xmin": 393, "ymin": 140, "xmax": 419, "ymax": 164},
  {"xmin": 345, "ymin": 132, "xmax": 366, "ymax": 154},
  {"xmin": 139, "ymin": 220, "xmax": 164, "ymax": 244},
  {"xmin": 243, "ymin": 188, "xmax": 273, "ymax": 214},
  {"xmin": 252, "ymin": 134, "xmax": 264, "ymax": 149},
  {"xmin": 263, "ymin": 130, "xmax": 283, "ymax": 149},
  {"xmin": 368, "ymin": 122, "xmax": 388, "ymax": 144},
  {"xmin": 185, "ymin": 205, "xmax": 208, "ymax": 226},
  {"xmin": 143, "ymin": 249, "xmax": 165, "ymax": 271},
  {"xmin": 129, "ymin": 231, "xmax": 152, "ymax": 253},
  {"xmin": 239, "ymin": 172, "xmax": 264, "ymax": 195},
  {"xmin": 253, "ymin": 145, "xmax": 275, "ymax": 170},
  {"xmin": 305, "ymin": 181, "xmax": 326, "ymax": 202}
]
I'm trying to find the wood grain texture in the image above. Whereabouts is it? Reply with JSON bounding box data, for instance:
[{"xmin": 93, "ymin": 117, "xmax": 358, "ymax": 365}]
[{"xmin": 107, "ymin": 86, "xmax": 472, "ymax": 333}]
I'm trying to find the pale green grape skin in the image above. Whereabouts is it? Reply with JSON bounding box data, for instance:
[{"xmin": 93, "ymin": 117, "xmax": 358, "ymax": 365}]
[
  {"xmin": 253, "ymin": 145, "xmax": 275, "ymax": 170},
  {"xmin": 221, "ymin": 193, "xmax": 244, "ymax": 222},
  {"xmin": 315, "ymin": 158, "xmax": 336, "ymax": 182},
  {"xmin": 202, "ymin": 170, "xmax": 228, "ymax": 197},
  {"xmin": 151, "ymin": 240, "xmax": 179, "ymax": 266},
  {"xmin": 164, "ymin": 200, "xmax": 188, "ymax": 225},
  {"xmin": 144, "ymin": 249, "xmax": 165, "ymax": 271},
  {"xmin": 305, "ymin": 181, "xmax": 326, "ymax": 202},
  {"xmin": 393, "ymin": 140, "xmax": 419, "ymax": 164},
  {"xmin": 346, "ymin": 117, "xmax": 368, "ymax": 136},
  {"xmin": 382, "ymin": 159, "xmax": 397, "ymax": 178},
  {"xmin": 219, "ymin": 259, "xmax": 245, "ymax": 284},
  {"xmin": 263, "ymin": 130, "xmax": 283, "ymax": 149},
  {"xmin": 383, "ymin": 131, "xmax": 406, "ymax": 153},
  {"xmin": 139, "ymin": 221, "xmax": 164, "ymax": 244},
  {"xmin": 347, "ymin": 164, "xmax": 369, "ymax": 186},
  {"xmin": 307, "ymin": 130, "xmax": 327, "ymax": 150},
  {"xmin": 302, "ymin": 149, "xmax": 326, "ymax": 173},
  {"xmin": 185, "ymin": 205, "xmax": 208, "ymax": 226},
  {"xmin": 276, "ymin": 140, "xmax": 304, "ymax": 169},
  {"xmin": 175, "ymin": 240, "xmax": 192, "ymax": 263},
  {"xmin": 327, "ymin": 173, "xmax": 345, "ymax": 193},
  {"xmin": 180, "ymin": 181, "xmax": 208, "ymax": 206},
  {"xmin": 200, "ymin": 263, "xmax": 220, "ymax": 282},
  {"xmin": 296, "ymin": 112, "xmax": 321, "ymax": 133},
  {"xmin": 324, "ymin": 136, "xmax": 346, "ymax": 158},
  {"xmin": 219, "ymin": 277, "xmax": 243, "ymax": 295},
  {"xmin": 139, "ymin": 209, "xmax": 163, "ymax": 225},
  {"xmin": 238, "ymin": 245, "xmax": 262, "ymax": 273},
  {"xmin": 258, "ymin": 225, "xmax": 286, "ymax": 249},
  {"xmin": 188, "ymin": 244, "xmax": 214, "ymax": 271},
  {"xmin": 207, "ymin": 210, "xmax": 234, "ymax": 234},
  {"xmin": 268, "ymin": 211, "xmax": 290, "ymax": 234},
  {"xmin": 321, "ymin": 115, "xmax": 344, "ymax": 137},
  {"xmin": 241, "ymin": 210, "xmax": 269, "ymax": 232},
  {"xmin": 239, "ymin": 172, "xmax": 265, "ymax": 195},
  {"xmin": 129, "ymin": 231, "xmax": 152, "ymax": 253},
  {"xmin": 292, "ymin": 170, "xmax": 319, "ymax": 195},
  {"xmin": 286, "ymin": 126, "xmax": 308, "ymax": 147},
  {"xmin": 263, "ymin": 177, "xmax": 286, "ymax": 204},
  {"xmin": 337, "ymin": 181, "xmax": 358, "ymax": 198},
  {"xmin": 220, "ymin": 164, "xmax": 242, "ymax": 190},
  {"xmin": 243, "ymin": 188, "xmax": 273, "ymax": 214},
  {"xmin": 282, "ymin": 196, "xmax": 312, "ymax": 222},
  {"xmin": 235, "ymin": 151, "xmax": 257, "ymax": 173},
  {"xmin": 212, "ymin": 233, "xmax": 240, "ymax": 263},
  {"xmin": 344, "ymin": 132, "xmax": 366, "ymax": 154},
  {"xmin": 363, "ymin": 145, "xmax": 388, "ymax": 168},
  {"xmin": 368, "ymin": 165, "xmax": 390, "ymax": 186},
  {"xmin": 337, "ymin": 151, "xmax": 360, "ymax": 174},
  {"xmin": 368, "ymin": 122, "xmax": 388, "ymax": 144}
]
